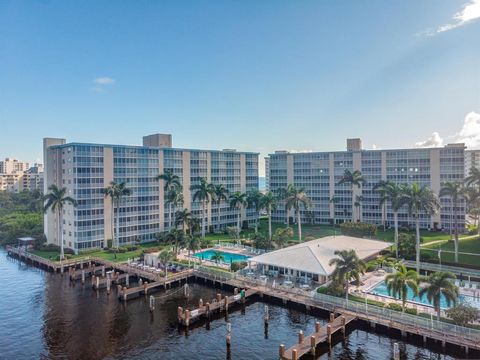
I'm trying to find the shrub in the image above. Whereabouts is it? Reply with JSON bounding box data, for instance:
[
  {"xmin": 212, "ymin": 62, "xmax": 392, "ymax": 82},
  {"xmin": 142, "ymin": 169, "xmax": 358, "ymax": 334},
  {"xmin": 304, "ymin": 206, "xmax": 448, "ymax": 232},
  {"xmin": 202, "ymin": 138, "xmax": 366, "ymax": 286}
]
[
  {"xmin": 340, "ymin": 222, "xmax": 377, "ymax": 238},
  {"xmin": 405, "ymin": 307, "xmax": 417, "ymax": 315},
  {"xmin": 107, "ymin": 239, "xmax": 113, "ymax": 249},
  {"xmin": 317, "ymin": 281, "xmax": 344, "ymax": 297},
  {"xmin": 388, "ymin": 303, "xmax": 403, "ymax": 312},
  {"xmin": 445, "ymin": 304, "xmax": 479, "ymax": 327},
  {"xmin": 143, "ymin": 247, "xmax": 161, "ymax": 254},
  {"xmin": 38, "ymin": 244, "xmax": 60, "ymax": 252},
  {"xmin": 365, "ymin": 261, "xmax": 377, "ymax": 272},
  {"xmin": 230, "ymin": 261, "xmax": 247, "ymax": 272}
]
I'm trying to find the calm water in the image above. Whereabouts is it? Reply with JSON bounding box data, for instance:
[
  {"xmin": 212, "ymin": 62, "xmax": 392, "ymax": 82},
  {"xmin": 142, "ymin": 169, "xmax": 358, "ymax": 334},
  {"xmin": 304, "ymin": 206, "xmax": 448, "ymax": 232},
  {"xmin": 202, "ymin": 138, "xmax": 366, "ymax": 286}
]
[
  {"xmin": 371, "ymin": 282, "xmax": 480, "ymax": 309},
  {"xmin": 0, "ymin": 248, "xmax": 462, "ymax": 359},
  {"xmin": 194, "ymin": 250, "xmax": 250, "ymax": 263}
]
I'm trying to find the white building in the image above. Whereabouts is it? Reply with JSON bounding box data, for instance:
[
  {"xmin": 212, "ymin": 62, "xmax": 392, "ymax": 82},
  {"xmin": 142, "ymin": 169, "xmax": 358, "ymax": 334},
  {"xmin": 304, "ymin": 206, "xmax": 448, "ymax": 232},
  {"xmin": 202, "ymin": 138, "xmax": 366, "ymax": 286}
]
[{"xmin": 465, "ymin": 149, "xmax": 480, "ymax": 177}]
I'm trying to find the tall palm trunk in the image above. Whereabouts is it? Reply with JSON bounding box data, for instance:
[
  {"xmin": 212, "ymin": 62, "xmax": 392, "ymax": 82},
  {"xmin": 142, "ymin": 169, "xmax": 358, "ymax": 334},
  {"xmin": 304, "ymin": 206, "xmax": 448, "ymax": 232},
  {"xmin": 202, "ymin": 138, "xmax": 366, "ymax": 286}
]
[
  {"xmin": 169, "ymin": 203, "xmax": 172, "ymax": 231},
  {"xmin": 351, "ymin": 187, "xmax": 355, "ymax": 222},
  {"xmin": 297, "ymin": 209, "xmax": 302, "ymax": 242},
  {"xmin": 116, "ymin": 201, "xmax": 120, "ymax": 249},
  {"xmin": 268, "ymin": 206, "xmax": 272, "ymax": 243},
  {"xmin": 217, "ymin": 201, "xmax": 221, "ymax": 233},
  {"xmin": 110, "ymin": 198, "xmax": 114, "ymax": 249},
  {"xmin": 59, "ymin": 209, "xmax": 64, "ymax": 260},
  {"xmin": 201, "ymin": 201, "xmax": 206, "ymax": 238},
  {"xmin": 383, "ymin": 203, "xmax": 386, "ymax": 231},
  {"xmin": 453, "ymin": 199, "xmax": 459, "ymax": 263},
  {"xmin": 394, "ymin": 211, "xmax": 399, "ymax": 258},
  {"xmin": 237, "ymin": 210, "xmax": 241, "ymax": 232},
  {"xmin": 345, "ymin": 274, "xmax": 349, "ymax": 301},
  {"xmin": 415, "ymin": 213, "xmax": 420, "ymax": 273}
]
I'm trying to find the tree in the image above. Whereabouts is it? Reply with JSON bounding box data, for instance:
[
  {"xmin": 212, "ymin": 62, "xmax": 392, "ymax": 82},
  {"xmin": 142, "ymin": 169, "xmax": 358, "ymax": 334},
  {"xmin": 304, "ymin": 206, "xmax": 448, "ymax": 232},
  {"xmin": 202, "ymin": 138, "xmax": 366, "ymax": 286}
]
[
  {"xmin": 157, "ymin": 170, "xmax": 182, "ymax": 231},
  {"xmin": 464, "ymin": 186, "xmax": 480, "ymax": 234},
  {"xmin": 43, "ymin": 185, "xmax": 77, "ymax": 260},
  {"xmin": 273, "ymin": 227, "xmax": 293, "ymax": 249},
  {"xmin": 211, "ymin": 184, "xmax": 229, "ymax": 233},
  {"xmin": 419, "ymin": 271, "xmax": 459, "ymax": 320},
  {"xmin": 175, "ymin": 208, "xmax": 193, "ymax": 235},
  {"xmin": 328, "ymin": 249, "xmax": 366, "ymax": 300},
  {"xmin": 384, "ymin": 264, "xmax": 419, "ymax": 311},
  {"xmin": 158, "ymin": 250, "xmax": 173, "ymax": 268},
  {"xmin": 166, "ymin": 229, "xmax": 184, "ymax": 257},
  {"xmin": 261, "ymin": 191, "xmax": 277, "ymax": 244},
  {"xmin": 191, "ymin": 178, "xmax": 213, "ymax": 238},
  {"xmin": 377, "ymin": 182, "xmax": 409, "ymax": 258},
  {"xmin": 246, "ymin": 189, "xmax": 263, "ymax": 233},
  {"xmin": 185, "ymin": 234, "xmax": 200, "ymax": 256},
  {"xmin": 284, "ymin": 184, "xmax": 312, "ymax": 242},
  {"xmin": 403, "ymin": 183, "xmax": 440, "ymax": 272},
  {"xmin": 103, "ymin": 181, "xmax": 132, "ymax": 249},
  {"xmin": 373, "ymin": 180, "xmax": 389, "ymax": 231},
  {"xmin": 397, "ymin": 232, "xmax": 416, "ymax": 259},
  {"xmin": 166, "ymin": 187, "xmax": 184, "ymax": 230},
  {"xmin": 329, "ymin": 196, "xmax": 339, "ymax": 227},
  {"xmin": 337, "ymin": 169, "xmax": 366, "ymax": 222},
  {"xmin": 465, "ymin": 166, "xmax": 480, "ymax": 187},
  {"xmin": 229, "ymin": 191, "xmax": 247, "ymax": 233},
  {"xmin": 354, "ymin": 195, "xmax": 363, "ymax": 221},
  {"xmin": 445, "ymin": 304, "xmax": 478, "ymax": 327},
  {"xmin": 440, "ymin": 182, "xmax": 465, "ymax": 263},
  {"xmin": 210, "ymin": 250, "xmax": 225, "ymax": 265}
]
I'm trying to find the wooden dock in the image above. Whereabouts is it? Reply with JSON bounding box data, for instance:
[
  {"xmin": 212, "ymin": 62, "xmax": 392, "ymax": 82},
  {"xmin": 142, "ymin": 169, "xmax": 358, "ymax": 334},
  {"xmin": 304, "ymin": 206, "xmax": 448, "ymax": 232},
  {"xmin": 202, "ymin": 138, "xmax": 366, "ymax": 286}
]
[
  {"xmin": 118, "ymin": 270, "xmax": 193, "ymax": 301},
  {"xmin": 280, "ymin": 314, "xmax": 356, "ymax": 360},
  {"xmin": 177, "ymin": 287, "xmax": 257, "ymax": 326}
]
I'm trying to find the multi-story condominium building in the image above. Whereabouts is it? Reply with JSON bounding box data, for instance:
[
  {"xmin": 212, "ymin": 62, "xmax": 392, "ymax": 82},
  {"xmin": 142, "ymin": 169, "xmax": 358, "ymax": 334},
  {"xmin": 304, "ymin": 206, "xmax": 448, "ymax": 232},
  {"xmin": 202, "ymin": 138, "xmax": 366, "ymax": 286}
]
[
  {"xmin": 0, "ymin": 158, "xmax": 30, "ymax": 174},
  {"xmin": 267, "ymin": 139, "xmax": 465, "ymax": 231},
  {"xmin": 0, "ymin": 162, "xmax": 44, "ymax": 193},
  {"xmin": 264, "ymin": 157, "xmax": 270, "ymax": 192},
  {"xmin": 43, "ymin": 134, "xmax": 259, "ymax": 253},
  {"xmin": 465, "ymin": 149, "xmax": 480, "ymax": 177}
]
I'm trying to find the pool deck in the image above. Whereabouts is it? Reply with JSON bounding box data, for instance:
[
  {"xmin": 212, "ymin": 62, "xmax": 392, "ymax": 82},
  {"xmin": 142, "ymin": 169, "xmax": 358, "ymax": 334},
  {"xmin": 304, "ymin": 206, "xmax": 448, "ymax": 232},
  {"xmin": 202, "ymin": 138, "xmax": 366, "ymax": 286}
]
[{"xmin": 177, "ymin": 246, "xmax": 256, "ymax": 270}]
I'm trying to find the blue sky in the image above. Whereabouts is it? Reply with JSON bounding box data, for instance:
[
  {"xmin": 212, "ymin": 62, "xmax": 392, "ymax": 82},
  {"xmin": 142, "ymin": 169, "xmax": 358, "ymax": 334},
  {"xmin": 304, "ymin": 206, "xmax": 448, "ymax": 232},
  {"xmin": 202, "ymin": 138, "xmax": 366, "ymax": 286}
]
[{"xmin": 1, "ymin": 1, "xmax": 479, "ymax": 175}]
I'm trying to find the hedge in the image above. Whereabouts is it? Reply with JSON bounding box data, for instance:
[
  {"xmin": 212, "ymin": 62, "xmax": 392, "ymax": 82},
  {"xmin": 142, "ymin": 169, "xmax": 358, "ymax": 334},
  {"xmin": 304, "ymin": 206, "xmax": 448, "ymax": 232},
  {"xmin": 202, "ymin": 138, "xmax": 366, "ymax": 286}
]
[{"xmin": 340, "ymin": 222, "xmax": 377, "ymax": 237}]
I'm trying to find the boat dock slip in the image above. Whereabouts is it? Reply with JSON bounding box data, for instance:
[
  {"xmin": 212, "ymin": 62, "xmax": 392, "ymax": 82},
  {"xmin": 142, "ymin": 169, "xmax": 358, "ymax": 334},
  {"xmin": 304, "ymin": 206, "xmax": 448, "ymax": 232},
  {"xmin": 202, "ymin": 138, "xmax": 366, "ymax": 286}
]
[
  {"xmin": 280, "ymin": 314, "xmax": 356, "ymax": 360},
  {"xmin": 118, "ymin": 270, "xmax": 193, "ymax": 301},
  {"xmin": 177, "ymin": 288, "xmax": 258, "ymax": 326}
]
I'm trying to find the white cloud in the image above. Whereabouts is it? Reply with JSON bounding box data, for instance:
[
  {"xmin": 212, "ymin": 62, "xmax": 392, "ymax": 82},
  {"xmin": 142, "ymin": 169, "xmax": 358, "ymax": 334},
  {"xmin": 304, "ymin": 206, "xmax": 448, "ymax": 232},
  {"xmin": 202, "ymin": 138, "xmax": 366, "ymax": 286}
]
[
  {"xmin": 437, "ymin": 0, "xmax": 480, "ymax": 33},
  {"xmin": 455, "ymin": 111, "xmax": 480, "ymax": 148},
  {"xmin": 415, "ymin": 132, "xmax": 444, "ymax": 148},
  {"xmin": 93, "ymin": 77, "xmax": 115, "ymax": 85}
]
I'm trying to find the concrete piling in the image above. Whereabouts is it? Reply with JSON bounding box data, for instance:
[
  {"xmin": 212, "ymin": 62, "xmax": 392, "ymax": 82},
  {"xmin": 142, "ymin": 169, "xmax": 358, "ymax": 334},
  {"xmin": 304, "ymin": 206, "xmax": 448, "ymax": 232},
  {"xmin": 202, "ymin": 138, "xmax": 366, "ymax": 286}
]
[
  {"xmin": 298, "ymin": 330, "xmax": 304, "ymax": 344},
  {"xmin": 149, "ymin": 295, "xmax": 155, "ymax": 312},
  {"xmin": 96, "ymin": 276, "xmax": 100, "ymax": 290},
  {"xmin": 81, "ymin": 270, "xmax": 85, "ymax": 285},
  {"xmin": 393, "ymin": 342, "xmax": 400, "ymax": 360},
  {"xmin": 125, "ymin": 274, "xmax": 129, "ymax": 287}
]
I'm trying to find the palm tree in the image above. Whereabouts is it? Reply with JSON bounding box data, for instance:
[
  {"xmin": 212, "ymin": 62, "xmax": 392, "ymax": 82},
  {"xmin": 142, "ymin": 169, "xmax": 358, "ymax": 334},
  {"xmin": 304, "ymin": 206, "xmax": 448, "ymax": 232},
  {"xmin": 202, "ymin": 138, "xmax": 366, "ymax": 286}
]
[
  {"xmin": 465, "ymin": 166, "xmax": 480, "ymax": 187},
  {"xmin": 403, "ymin": 183, "xmax": 441, "ymax": 272},
  {"xmin": 373, "ymin": 180, "xmax": 389, "ymax": 231},
  {"xmin": 337, "ymin": 169, "xmax": 366, "ymax": 222},
  {"xmin": 261, "ymin": 191, "xmax": 277, "ymax": 242},
  {"xmin": 354, "ymin": 195, "xmax": 363, "ymax": 221},
  {"xmin": 43, "ymin": 185, "xmax": 77, "ymax": 260},
  {"xmin": 211, "ymin": 184, "xmax": 229, "ymax": 233},
  {"xmin": 384, "ymin": 264, "xmax": 419, "ymax": 312},
  {"xmin": 273, "ymin": 227, "xmax": 293, "ymax": 249},
  {"xmin": 157, "ymin": 170, "xmax": 182, "ymax": 231},
  {"xmin": 210, "ymin": 250, "xmax": 225, "ymax": 265},
  {"xmin": 185, "ymin": 234, "xmax": 200, "ymax": 257},
  {"xmin": 284, "ymin": 184, "xmax": 312, "ymax": 242},
  {"xmin": 328, "ymin": 249, "xmax": 366, "ymax": 301},
  {"xmin": 378, "ymin": 182, "xmax": 408, "ymax": 258},
  {"xmin": 158, "ymin": 250, "xmax": 173, "ymax": 268},
  {"xmin": 440, "ymin": 182, "xmax": 465, "ymax": 263},
  {"xmin": 175, "ymin": 208, "xmax": 193, "ymax": 235},
  {"xmin": 191, "ymin": 178, "xmax": 213, "ymax": 238},
  {"xmin": 464, "ymin": 186, "xmax": 480, "ymax": 234},
  {"xmin": 166, "ymin": 187, "xmax": 184, "ymax": 229},
  {"xmin": 229, "ymin": 191, "xmax": 247, "ymax": 233},
  {"xmin": 246, "ymin": 189, "xmax": 263, "ymax": 233},
  {"xmin": 329, "ymin": 196, "xmax": 339, "ymax": 227},
  {"xmin": 419, "ymin": 271, "xmax": 459, "ymax": 320},
  {"xmin": 103, "ymin": 181, "xmax": 132, "ymax": 249},
  {"xmin": 166, "ymin": 229, "xmax": 184, "ymax": 257}
]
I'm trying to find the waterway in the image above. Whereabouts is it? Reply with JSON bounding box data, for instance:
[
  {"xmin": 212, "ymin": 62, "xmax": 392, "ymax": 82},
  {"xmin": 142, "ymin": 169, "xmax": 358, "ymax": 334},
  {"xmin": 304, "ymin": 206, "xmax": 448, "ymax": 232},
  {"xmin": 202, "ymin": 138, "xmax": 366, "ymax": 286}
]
[{"xmin": 0, "ymin": 248, "xmax": 461, "ymax": 359}]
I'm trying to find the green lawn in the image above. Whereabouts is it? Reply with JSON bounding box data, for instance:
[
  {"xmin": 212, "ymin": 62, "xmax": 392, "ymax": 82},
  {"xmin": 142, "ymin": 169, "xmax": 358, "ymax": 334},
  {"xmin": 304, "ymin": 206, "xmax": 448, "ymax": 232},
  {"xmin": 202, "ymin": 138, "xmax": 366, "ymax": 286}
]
[{"xmin": 422, "ymin": 236, "xmax": 480, "ymax": 266}]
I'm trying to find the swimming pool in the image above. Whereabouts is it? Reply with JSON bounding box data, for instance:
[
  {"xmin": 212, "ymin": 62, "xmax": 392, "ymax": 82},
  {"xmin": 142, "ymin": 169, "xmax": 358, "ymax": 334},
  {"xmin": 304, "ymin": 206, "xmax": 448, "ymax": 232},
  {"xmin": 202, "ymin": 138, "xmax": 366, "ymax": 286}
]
[
  {"xmin": 193, "ymin": 250, "xmax": 250, "ymax": 264},
  {"xmin": 370, "ymin": 282, "xmax": 480, "ymax": 309}
]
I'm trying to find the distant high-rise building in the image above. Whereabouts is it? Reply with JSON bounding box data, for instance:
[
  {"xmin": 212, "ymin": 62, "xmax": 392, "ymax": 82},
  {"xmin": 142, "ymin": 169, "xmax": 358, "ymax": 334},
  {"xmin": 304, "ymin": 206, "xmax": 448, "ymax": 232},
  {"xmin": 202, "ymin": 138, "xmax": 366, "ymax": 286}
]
[
  {"xmin": 465, "ymin": 149, "xmax": 480, "ymax": 177},
  {"xmin": 0, "ymin": 158, "xmax": 30, "ymax": 174},
  {"xmin": 264, "ymin": 156, "xmax": 270, "ymax": 192},
  {"xmin": 43, "ymin": 134, "xmax": 259, "ymax": 253},
  {"xmin": 266, "ymin": 139, "xmax": 465, "ymax": 231}
]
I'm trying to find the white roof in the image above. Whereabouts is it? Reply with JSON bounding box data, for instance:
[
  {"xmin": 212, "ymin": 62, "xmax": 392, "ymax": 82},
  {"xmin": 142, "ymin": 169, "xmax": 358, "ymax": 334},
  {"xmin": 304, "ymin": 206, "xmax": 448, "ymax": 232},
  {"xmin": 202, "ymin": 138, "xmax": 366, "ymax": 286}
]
[{"xmin": 249, "ymin": 235, "xmax": 390, "ymax": 276}]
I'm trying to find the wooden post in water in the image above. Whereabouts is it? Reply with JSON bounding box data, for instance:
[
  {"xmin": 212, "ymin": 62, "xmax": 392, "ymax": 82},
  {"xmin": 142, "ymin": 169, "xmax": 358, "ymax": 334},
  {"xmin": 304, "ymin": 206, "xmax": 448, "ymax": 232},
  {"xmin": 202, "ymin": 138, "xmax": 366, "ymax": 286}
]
[
  {"xmin": 226, "ymin": 322, "xmax": 232, "ymax": 353},
  {"xmin": 101, "ymin": 266, "xmax": 105, "ymax": 277},
  {"xmin": 279, "ymin": 344, "xmax": 285, "ymax": 358},
  {"xmin": 96, "ymin": 276, "xmax": 100, "ymax": 290},
  {"xmin": 149, "ymin": 295, "xmax": 155, "ymax": 312},
  {"xmin": 106, "ymin": 277, "xmax": 111, "ymax": 294},
  {"xmin": 126, "ymin": 274, "xmax": 129, "ymax": 287},
  {"xmin": 139, "ymin": 278, "xmax": 143, "ymax": 286},
  {"xmin": 264, "ymin": 305, "xmax": 269, "ymax": 327},
  {"xmin": 225, "ymin": 296, "xmax": 229, "ymax": 312},
  {"xmin": 91, "ymin": 274, "xmax": 95, "ymax": 286},
  {"xmin": 199, "ymin": 299, "xmax": 203, "ymax": 309},
  {"xmin": 310, "ymin": 335, "xmax": 316, "ymax": 356},
  {"xmin": 298, "ymin": 330, "xmax": 304, "ymax": 344},
  {"xmin": 205, "ymin": 302, "xmax": 210, "ymax": 319},
  {"xmin": 393, "ymin": 342, "xmax": 400, "ymax": 360},
  {"xmin": 81, "ymin": 270, "xmax": 85, "ymax": 285},
  {"xmin": 341, "ymin": 316, "xmax": 346, "ymax": 336},
  {"xmin": 315, "ymin": 321, "xmax": 321, "ymax": 333},
  {"xmin": 329, "ymin": 313, "xmax": 335, "ymax": 323},
  {"xmin": 292, "ymin": 348, "xmax": 298, "ymax": 360},
  {"xmin": 122, "ymin": 287, "xmax": 127, "ymax": 301},
  {"xmin": 143, "ymin": 281, "xmax": 148, "ymax": 296},
  {"xmin": 177, "ymin": 306, "xmax": 183, "ymax": 323},
  {"xmin": 185, "ymin": 309, "xmax": 190, "ymax": 327},
  {"xmin": 327, "ymin": 324, "xmax": 332, "ymax": 343}
]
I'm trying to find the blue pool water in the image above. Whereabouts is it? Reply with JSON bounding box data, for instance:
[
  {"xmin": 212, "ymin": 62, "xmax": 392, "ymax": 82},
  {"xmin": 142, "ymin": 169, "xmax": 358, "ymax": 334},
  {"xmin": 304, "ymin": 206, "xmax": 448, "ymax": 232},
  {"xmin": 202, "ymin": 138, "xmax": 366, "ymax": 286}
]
[
  {"xmin": 193, "ymin": 250, "xmax": 250, "ymax": 263},
  {"xmin": 371, "ymin": 282, "xmax": 480, "ymax": 309}
]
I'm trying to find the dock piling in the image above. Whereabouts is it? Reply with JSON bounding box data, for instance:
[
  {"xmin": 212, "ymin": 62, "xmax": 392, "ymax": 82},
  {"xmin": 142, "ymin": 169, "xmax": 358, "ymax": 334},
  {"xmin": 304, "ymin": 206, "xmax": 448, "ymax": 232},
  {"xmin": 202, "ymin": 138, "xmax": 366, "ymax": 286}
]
[
  {"xmin": 81, "ymin": 270, "xmax": 85, "ymax": 284},
  {"xmin": 126, "ymin": 274, "xmax": 129, "ymax": 287},
  {"xmin": 96, "ymin": 276, "xmax": 100, "ymax": 290},
  {"xmin": 393, "ymin": 343, "xmax": 400, "ymax": 360},
  {"xmin": 101, "ymin": 266, "xmax": 105, "ymax": 278},
  {"xmin": 298, "ymin": 330, "xmax": 304, "ymax": 344},
  {"xmin": 226, "ymin": 322, "xmax": 232, "ymax": 352},
  {"xmin": 149, "ymin": 295, "xmax": 155, "ymax": 312},
  {"xmin": 279, "ymin": 344, "xmax": 285, "ymax": 358},
  {"xmin": 327, "ymin": 324, "xmax": 332, "ymax": 343},
  {"xmin": 310, "ymin": 335, "xmax": 316, "ymax": 356}
]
